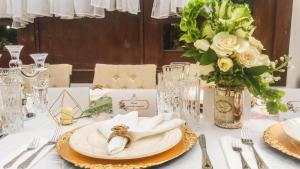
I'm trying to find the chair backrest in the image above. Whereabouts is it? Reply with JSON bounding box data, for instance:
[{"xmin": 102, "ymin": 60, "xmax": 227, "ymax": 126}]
[
  {"xmin": 93, "ymin": 64, "xmax": 157, "ymax": 89},
  {"xmin": 48, "ymin": 64, "xmax": 73, "ymax": 87}
]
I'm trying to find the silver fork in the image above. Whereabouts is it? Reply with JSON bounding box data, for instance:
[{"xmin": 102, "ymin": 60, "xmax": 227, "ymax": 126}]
[
  {"xmin": 17, "ymin": 127, "xmax": 61, "ymax": 169},
  {"xmin": 241, "ymin": 128, "xmax": 268, "ymax": 169},
  {"xmin": 232, "ymin": 140, "xmax": 251, "ymax": 169},
  {"xmin": 198, "ymin": 134, "xmax": 213, "ymax": 169},
  {"xmin": 4, "ymin": 137, "xmax": 40, "ymax": 169}
]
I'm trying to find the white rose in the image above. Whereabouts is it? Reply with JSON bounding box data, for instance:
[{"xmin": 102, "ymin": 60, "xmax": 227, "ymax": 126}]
[
  {"xmin": 249, "ymin": 36, "xmax": 264, "ymax": 50},
  {"xmin": 211, "ymin": 32, "xmax": 245, "ymax": 57},
  {"xmin": 257, "ymin": 54, "xmax": 271, "ymax": 66},
  {"xmin": 218, "ymin": 57, "xmax": 233, "ymax": 72},
  {"xmin": 194, "ymin": 39, "xmax": 210, "ymax": 51},
  {"xmin": 196, "ymin": 62, "xmax": 214, "ymax": 76},
  {"xmin": 236, "ymin": 46, "xmax": 260, "ymax": 68}
]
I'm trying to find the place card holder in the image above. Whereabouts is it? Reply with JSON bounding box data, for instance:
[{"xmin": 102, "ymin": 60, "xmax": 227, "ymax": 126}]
[
  {"xmin": 48, "ymin": 89, "xmax": 83, "ymax": 125},
  {"xmin": 112, "ymin": 89, "xmax": 157, "ymax": 117}
]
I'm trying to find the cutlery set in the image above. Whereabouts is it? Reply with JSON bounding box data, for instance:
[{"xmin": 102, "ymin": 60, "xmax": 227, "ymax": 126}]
[
  {"xmin": 199, "ymin": 128, "xmax": 267, "ymax": 169},
  {"xmin": 2, "ymin": 127, "xmax": 60, "ymax": 169},
  {"xmin": 231, "ymin": 128, "xmax": 267, "ymax": 169}
]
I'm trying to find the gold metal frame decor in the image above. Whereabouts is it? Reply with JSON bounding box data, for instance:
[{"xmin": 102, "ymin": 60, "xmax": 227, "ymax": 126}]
[
  {"xmin": 263, "ymin": 122, "xmax": 300, "ymax": 159},
  {"xmin": 56, "ymin": 126, "xmax": 197, "ymax": 169},
  {"xmin": 48, "ymin": 89, "xmax": 84, "ymax": 125}
]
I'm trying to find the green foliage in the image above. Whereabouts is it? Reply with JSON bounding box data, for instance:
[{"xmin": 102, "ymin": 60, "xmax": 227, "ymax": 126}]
[
  {"xmin": 80, "ymin": 96, "xmax": 112, "ymax": 118},
  {"xmin": 179, "ymin": 0, "xmax": 254, "ymax": 43},
  {"xmin": 184, "ymin": 48, "xmax": 217, "ymax": 65},
  {"xmin": 179, "ymin": 0, "xmax": 289, "ymax": 114},
  {"xmin": 0, "ymin": 37, "xmax": 9, "ymax": 50},
  {"xmin": 244, "ymin": 65, "xmax": 270, "ymax": 76}
]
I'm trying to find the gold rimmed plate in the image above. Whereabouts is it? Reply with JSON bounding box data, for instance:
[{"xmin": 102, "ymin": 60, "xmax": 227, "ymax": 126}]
[
  {"xmin": 263, "ymin": 122, "xmax": 300, "ymax": 159},
  {"xmin": 69, "ymin": 122, "xmax": 183, "ymax": 160},
  {"xmin": 56, "ymin": 126, "xmax": 197, "ymax": 169}
]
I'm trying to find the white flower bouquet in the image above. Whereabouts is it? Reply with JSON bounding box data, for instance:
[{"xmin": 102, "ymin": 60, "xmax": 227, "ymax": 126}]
[{"xmin": 179, "ymin": 0, "xmax": 290, "ymax": 114}]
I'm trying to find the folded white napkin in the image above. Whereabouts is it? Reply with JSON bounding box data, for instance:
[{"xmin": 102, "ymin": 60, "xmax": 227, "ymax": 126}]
[
  {"xmin": 220, "ymin": 136, "xmax": 270, "ymax": 169},
  {"xmin": 97, "ymin": 111, "xmax": 185, "ymax": 154},
  {"xmin": 90, "ymin": 89, "xmax": 111, "ymax": 101},
  {"xmin": 0, "ymin": 136, "xmax": 54, "ymax": 169}
]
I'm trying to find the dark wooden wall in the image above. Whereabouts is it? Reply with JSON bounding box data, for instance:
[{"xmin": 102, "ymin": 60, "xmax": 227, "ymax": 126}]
[{"xmin": 0, "ymin": 0, "xmax": 293, "ymax": 85}]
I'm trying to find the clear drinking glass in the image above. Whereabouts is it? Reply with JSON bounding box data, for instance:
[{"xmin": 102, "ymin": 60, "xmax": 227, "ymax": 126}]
[
  {"xmin": 0, "ymin": 68, "xmax": 23, "ymax": 133},
  {"xmin": 157, "ymin": 72, "xmax": 173, "ymax": 118},
  {"xmin": 180, "ymin": 78, "xmax": 203, "ymax": 133}
]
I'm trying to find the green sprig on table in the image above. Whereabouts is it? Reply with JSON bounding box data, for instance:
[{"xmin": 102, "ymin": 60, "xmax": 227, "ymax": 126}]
[{"xmin": 79, "ymin": 96, "xmax": 113, "ymax": 118}]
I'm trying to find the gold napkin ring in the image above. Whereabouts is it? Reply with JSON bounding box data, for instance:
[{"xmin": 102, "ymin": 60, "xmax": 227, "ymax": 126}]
[{"xmin": 108, "ymin": 125, "xmax": 132, "ymax": 147}]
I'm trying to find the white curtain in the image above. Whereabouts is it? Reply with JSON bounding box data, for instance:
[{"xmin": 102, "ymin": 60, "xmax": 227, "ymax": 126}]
[
  {"xmin": 0, "ymin": 0, "xmax": 140, "ymax": 29},
  {"xmin": 151, "ymin": 0, "xmax": 189, "ymax": 19}
]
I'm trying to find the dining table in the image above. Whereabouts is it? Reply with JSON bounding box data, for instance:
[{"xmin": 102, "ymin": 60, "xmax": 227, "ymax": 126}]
[{"xmin": 1, "ymin": 87, "xmax": 300, "ymax": 169}]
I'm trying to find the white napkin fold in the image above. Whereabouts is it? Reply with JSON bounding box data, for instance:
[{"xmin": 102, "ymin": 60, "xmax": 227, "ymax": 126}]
[
  {"xmin": 0, "ymin": 136, "xmax": 54, "ymax": 169},
  {"xmin": 97, "ymin": 111, "xmax": 185, "ymax": 155},
  {"xmin": 220, "ymin": 135, "xmax": 270, "ymax": 169}
]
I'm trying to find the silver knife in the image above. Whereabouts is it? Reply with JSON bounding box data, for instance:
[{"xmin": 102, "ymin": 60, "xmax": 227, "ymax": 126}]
[{"xmin": 198, "ymin": 134, "xmax": 213, "ymax": 169}]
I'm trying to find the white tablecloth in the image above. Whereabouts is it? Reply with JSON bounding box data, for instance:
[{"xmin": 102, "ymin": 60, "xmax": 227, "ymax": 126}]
[{"xmin": 1, "ymin": 89, "xmax": 300, "ymax": 169}]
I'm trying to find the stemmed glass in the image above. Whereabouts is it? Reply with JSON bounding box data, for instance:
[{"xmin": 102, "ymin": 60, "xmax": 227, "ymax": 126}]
[{"xmin": 30, "ymin": 53, "xmax": 49, "ymax": 114}]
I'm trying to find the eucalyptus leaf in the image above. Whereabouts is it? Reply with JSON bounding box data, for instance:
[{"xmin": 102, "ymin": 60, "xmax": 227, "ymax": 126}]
[
  {"xmin": 198, "ymin": 48, "xmax": 218, "ymax": 65},
  {"xmin": 244, "ymin": 65, "xmax": 270, "ymax": 76}
]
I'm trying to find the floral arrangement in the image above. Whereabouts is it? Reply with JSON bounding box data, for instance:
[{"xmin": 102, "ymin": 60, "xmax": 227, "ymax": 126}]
[{"xmin": 179, "ymin": 0, "xmax": 290, "ymax": 114}]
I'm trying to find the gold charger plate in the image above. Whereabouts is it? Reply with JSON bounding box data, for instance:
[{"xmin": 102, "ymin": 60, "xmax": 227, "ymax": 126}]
[
  {"xmin": 56, "ymin": 126, "xmax": 197, "ymax": 169},
  {"xmin": 263, "ymin": 122, "xmax": 300, "ymax": 159}
]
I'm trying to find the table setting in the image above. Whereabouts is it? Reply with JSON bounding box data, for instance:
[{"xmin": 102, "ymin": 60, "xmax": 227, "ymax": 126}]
[{"xmin": 1, "ymin": 0, "xmax": 300, "ymax": 169}]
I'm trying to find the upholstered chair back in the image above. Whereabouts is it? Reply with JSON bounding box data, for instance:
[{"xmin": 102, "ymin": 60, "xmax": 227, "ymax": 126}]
[
  {"xmin": 22, "ymin": 64, "xmax": 72, "ymax": 89},
  {"xmin": 93, "ymin": 64, "xmax": 157, "ymax": 89},
  {"xmin": 48, "ymin": 64, "xmax": 73, "ymax": 87}
]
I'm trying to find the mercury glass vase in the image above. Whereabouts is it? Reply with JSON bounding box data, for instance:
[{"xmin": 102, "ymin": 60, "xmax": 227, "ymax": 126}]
[
  {"xmin": 5, "ymin": 45, "xmax": 24, "ymax": 69},
  {"xmin": 214, "ymin": 86, "xmax": 244, "ymax": 129},
  {"xmin": 0, "ymin": 68, "xmax": 23, "ymax": 133}
]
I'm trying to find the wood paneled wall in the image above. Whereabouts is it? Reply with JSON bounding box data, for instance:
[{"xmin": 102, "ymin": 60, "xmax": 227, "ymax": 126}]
[{"xmin": 0, "ymin": 0, "xmax": 293, "ymax": 85}]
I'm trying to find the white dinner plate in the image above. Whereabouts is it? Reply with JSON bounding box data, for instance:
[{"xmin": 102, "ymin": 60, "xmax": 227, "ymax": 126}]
[
  {"xmin": 69, "ymin": 121, "xmax": 182, "ymax": 160},
  {"xmin": 282, "ymin": 118, "xmax": 300, "ymax": 142}
]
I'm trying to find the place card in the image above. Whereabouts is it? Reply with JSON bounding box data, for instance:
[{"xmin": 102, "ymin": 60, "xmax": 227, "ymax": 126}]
[{"xmin": 111, "ymin": 89, "xmax": 157, "ymax": 117}]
